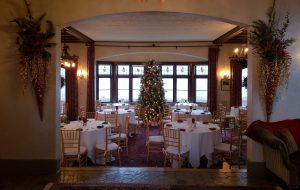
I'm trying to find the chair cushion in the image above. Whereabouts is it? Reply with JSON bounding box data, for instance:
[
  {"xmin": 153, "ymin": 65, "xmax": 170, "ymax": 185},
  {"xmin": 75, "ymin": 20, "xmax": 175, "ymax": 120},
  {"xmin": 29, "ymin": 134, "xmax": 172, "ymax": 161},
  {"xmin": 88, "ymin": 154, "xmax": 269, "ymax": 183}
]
[
  {"xmin": 276, "ymin": 128, "xmax": 298, "ymax": 155},
  {"xmin": 64, "ymin": 146, "xmax": 87, "ymax": 156},
  {"xmin": 110, "ymin": 133, "xmax": 127, "ymax": 139},
  {"xmin": 96, "ymin": 143, "xmax": 119, "ymax": 151},
  {"xmin": 165, "ymin": 145, "xmax": 189, "ymax": 155},
  {"xmin": 214, "ymin": 143, "xmax": 237, "ymax": 152},
  {"xmin": 149, "ymin": 135, "xmax": 164, "ymax": 143}
]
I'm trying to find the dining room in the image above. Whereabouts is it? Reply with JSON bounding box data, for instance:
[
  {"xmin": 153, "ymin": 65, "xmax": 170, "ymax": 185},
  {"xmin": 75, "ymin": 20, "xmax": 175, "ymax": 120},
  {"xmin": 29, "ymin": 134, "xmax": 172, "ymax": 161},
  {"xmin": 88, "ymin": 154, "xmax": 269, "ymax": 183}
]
[{"xmin": 59, "ymin": 11, "xmax": 249, "ymax": 169}]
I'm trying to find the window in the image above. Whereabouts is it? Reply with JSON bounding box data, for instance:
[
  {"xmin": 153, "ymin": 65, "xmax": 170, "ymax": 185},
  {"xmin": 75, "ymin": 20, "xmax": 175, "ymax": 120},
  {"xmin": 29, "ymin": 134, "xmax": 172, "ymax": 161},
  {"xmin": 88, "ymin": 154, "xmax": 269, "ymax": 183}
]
[
  {"xmin": 60, "ymin": 67, "xmax": 66, "ymax": 103},
  {"xmin": 176, "ymin": 78, "xmax": 188, "ymax": 102},
  {"xmin": 97, "ymin": 64, "xmax": 111, "ymax": 102},
  {"xmin": 242, "ymin": 68, "xmax": 248, "ymax": 107},
  {"xmin": 162, "ymin": 78, "xmax": 173, "ymax": 102},
  {"xmin": 195, "ymin": 65, "xmax": 208, "ymax": 103},
  {"xmin": 176, "ymin": 65, "xmax": 189, "ymax": 102},
  {"xmin": 118, "ymin": 78, "xmax": 129, "ymax": 102},
  {"xmin": 96, "ymin": 62, "xmax": 208, "ymax": 103}
]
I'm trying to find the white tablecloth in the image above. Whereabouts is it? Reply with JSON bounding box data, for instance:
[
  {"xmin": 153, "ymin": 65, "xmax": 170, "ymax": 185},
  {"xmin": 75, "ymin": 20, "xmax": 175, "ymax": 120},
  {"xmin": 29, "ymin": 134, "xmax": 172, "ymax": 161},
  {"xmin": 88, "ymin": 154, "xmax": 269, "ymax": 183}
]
[
  {"xmin": 96, "ymin": 108, "xmax": 135, "ymax": 132},
  {"xmin": 174, "ymin": 103, "xmax": 197, "ymax": 110},
  {"xmin": 165, "ymin": 121, "xmax": 222, "ymax": 168},
  {"xmin": 172, "ymin": 109, "xmax": 212, "ymax": 122},
  {"xmin": 61, "ymin": 119, "xmax": 111, "ymax": 163}
]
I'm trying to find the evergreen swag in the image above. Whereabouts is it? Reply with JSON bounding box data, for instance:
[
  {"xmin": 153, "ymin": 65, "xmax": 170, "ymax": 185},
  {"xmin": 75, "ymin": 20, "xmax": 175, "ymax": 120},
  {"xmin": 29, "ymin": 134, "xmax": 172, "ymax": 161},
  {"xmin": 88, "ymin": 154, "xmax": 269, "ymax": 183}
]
[
  {"xmin": 139, "ymin": 60, "xmax": 165, "ymax": 122},
  {"xmin": 11, "ymin": 0, "xmax": 55, "ymax": 120},
  {"xmin": 249, "ymin": 0, "xmax": 295, "ymax": 122}
]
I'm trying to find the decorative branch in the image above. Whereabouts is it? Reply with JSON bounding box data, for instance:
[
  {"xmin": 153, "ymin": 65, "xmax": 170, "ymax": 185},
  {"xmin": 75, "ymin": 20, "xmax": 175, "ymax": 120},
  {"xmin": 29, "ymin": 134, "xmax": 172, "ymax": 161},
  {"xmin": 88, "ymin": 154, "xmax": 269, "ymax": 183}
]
[
  {"xmin": 11, "ymin": 0, "xmax": 55, "ymax": 120},
  {"xmin": 249, "ymin": 0, "xmax": 295, "ymax": 122}
]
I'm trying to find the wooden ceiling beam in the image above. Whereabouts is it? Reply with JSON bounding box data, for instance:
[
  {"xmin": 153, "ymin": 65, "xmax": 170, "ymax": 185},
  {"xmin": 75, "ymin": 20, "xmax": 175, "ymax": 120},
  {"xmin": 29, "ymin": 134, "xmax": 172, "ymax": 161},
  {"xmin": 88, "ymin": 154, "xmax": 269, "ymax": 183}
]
[
  {"xmin": 213, "ymin": 26, "xmax": 245, "ymax": 45},
  {"xmin": 63, "ymin": 26, "xmax": 94, "ymax": 45}
]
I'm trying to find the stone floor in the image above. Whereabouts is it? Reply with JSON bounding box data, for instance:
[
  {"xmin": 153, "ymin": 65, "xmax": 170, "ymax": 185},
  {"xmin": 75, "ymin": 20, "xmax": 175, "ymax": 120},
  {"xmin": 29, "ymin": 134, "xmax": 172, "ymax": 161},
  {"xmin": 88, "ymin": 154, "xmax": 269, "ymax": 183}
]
[{"xmin": 0, "ymin": 164, "xmax": 288, "ymax": 190}]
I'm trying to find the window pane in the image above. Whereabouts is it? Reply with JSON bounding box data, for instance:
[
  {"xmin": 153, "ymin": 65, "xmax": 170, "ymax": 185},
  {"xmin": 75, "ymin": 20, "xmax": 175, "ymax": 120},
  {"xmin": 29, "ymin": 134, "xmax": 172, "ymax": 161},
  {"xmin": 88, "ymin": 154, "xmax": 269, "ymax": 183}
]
[
  {"xmin": 98, "ymin": 78, "xmax": 111, "ymax": 90},
  {"xmin": 60, "ymin": 68, "xmax": 66, "ymax": 103},
  {"xmin": 177, "ymin": 78, "xmax": 188, "ymax": 90},
  {"xmin": 176, "ymin": 78, "xmax": 188, "ymax": 101},
  {"xmin": 176, "ymin": 65, "xmax": 189, "ymax": 75},
  {"xmin": 132, "ymin": 78, "xmax": 141, "ymax": 101},
  {"xmin": 242, "ymin": 68, "xmax": 248, "ymax": 107},
  {"xmin": 118, "ymin": 65, "xmax": 130, "ymax": 75},
  {"xmin": 118, "ymin": 78, "xmax": 129, "ymax": 101},
  {"xmin": 162, "ymin": 78, "xmax": 173, "ymax": 102},
  {"xmin": 161, "ymin": 65, "xmax": 173, "ymax": 75},
  {"xmin": 132, "ymin": 65, "xmax": 144, "ymax": 75},
  {"xmin": 196, "ymin": 78, "xmax": 208, "ymax": 90},
  {"xmin": 195, "ymin": 65, "xmax": 208, "ymax": 75},
  {"xmin": 196, "ymin": 78, "xmax": 208, "ymax": 102},
  {"xmin": 98, "ymin": 78, "xmax": 111, "ymax": 102},
  {"xmin": 196, "ymin": 91, "xmax": 207, "ymax": 102},
  {"xmin": 98, "ymin": 65, "xmax": 111, "ymax": 75}
]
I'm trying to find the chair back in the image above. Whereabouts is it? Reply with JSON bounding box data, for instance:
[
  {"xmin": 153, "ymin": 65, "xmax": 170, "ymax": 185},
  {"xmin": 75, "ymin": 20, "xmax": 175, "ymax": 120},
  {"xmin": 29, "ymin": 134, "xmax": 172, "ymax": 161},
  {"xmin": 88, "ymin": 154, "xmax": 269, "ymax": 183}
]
[
  {"xmin": 86, "ymin": 112, "xmax": 96, "ymax": 119},
  {"xmin": 176, "ymin": 112, "xmax": 191, "ymax": 121},
  {"xmin": 61, "ymin": 129, "xmax": 81, "ymax": 156},
  {"xmin": 104, "ymin": 111, "xmax": 119, "ymax": 132},
  {"xmin": 163, "ymin": 127, "xmax": 181, "ymax": 155},
  {"xmin": 229, "ymin": 126, "xmax": 241, "ymax": 151},
  {"xmin": 163, "ymin": 104, "xmax": 172, "ymax": 120},
  {"xmin": 238, "ymin": 108, "xmax": 247, "ymax": 128},
  {"xmin": 123, "ymin": 115, "xmax": 129, "ymax": 134}
]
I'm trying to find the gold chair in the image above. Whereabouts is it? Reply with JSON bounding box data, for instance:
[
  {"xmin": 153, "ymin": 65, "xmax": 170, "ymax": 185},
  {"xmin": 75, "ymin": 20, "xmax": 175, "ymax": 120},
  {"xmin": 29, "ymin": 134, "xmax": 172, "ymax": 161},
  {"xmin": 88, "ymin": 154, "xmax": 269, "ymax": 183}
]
[
  {"xmin": 61, "ymin": 129, "xmax": 88, "ymax": 167},
  {"xmin": 213, "ymin": 126, "xmax": 241, "ymax": 168},
  {"xmin": 130, "ymin": 104, "xmax": 146, "ymax": 134},
  {"xmin": 161, "ymin": 104, "xmax": 172, "ymax": 124},
  {"xmin": 104, "ymin": 111, "xmax": 120, "ymax": 133},
  {"xmin": 176, "ymin": 112, "xmax": 191, "ymax": 121},
  {"xmin": 237, "ymin": 108, "xmax": 247, "ymax": 159},
  {"xmin": 163, "ymin": 127, "xmax": 189, "ymax": 168},
  {"xmin": 86, "ymin": 112, "xmax": 96, "ymax": 119},
  {"xmin": 95, "ymin": 127, "xmax": 121, "ymax": 166},
  {"xmin": 146, "ymin": 119, "xmax": 164, "ymax": 164},
  {"xmin": 110, "ymin": 115, "xmax": 129, "ymax": 155}
]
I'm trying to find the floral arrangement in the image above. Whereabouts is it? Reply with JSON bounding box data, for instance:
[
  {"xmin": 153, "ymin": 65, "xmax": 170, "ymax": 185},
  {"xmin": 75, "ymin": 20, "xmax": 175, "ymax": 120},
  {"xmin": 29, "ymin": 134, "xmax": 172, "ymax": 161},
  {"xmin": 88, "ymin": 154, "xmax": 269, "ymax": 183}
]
[
  {"xmin": 11, "ymin": 0, "xmax": 55, "ymax": 120},
  {"xmin": 249, "ymin": 0, "xmax": 295, "ymax": 122}
]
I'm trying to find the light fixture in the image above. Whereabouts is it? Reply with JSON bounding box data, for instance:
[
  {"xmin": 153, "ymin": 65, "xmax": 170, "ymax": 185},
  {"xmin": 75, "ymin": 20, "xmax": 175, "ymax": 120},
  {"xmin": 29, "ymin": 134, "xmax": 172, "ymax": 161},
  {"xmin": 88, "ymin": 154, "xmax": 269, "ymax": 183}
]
[
  {"xmin": 229, "ymin": 47, "xmax": 248, "ymax": 61},
  {"xmin": 61, "ymin": 44, "xmax": 78, "ymax": 68},
  {"xmin": 77, "ymin": 69, "xmax": 87, "ymax": 79},
  {"xmin": 221, "ymin": 70, "xmax": 230, "ymax": 79}
]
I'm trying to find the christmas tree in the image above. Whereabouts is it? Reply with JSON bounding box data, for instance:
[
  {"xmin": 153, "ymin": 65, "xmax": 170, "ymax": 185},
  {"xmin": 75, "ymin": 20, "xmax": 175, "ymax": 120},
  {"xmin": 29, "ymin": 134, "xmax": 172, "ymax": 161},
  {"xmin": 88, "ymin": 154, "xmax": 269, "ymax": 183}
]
[{"xmin": 139, "ymin": 60, "xmax": 165, "ymax": 122}]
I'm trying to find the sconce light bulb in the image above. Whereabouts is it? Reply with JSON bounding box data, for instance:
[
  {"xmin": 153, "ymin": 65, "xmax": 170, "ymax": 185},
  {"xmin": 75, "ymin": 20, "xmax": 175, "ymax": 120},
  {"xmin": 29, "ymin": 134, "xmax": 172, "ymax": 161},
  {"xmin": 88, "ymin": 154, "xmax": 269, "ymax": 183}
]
[{"xmin": 234, "ymin": 48, "xmax": 239, "ymax": 54}]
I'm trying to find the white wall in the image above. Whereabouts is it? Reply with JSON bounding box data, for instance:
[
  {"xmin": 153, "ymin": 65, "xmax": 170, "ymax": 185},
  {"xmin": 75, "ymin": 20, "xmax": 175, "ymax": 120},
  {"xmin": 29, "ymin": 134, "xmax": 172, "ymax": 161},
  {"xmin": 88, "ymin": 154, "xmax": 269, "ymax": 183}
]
[{"xmin": 1, "ymin": 0, "xmax": 300, "ymax": 167}]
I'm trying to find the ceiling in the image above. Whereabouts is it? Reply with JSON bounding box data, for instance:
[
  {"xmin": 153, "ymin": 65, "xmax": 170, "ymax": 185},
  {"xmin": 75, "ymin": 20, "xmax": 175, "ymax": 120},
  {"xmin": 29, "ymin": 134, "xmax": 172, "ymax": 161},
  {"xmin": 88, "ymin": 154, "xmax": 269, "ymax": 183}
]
[{"xmin": 62, "ymin": 12, "xmax": 247, "ymax": 44}]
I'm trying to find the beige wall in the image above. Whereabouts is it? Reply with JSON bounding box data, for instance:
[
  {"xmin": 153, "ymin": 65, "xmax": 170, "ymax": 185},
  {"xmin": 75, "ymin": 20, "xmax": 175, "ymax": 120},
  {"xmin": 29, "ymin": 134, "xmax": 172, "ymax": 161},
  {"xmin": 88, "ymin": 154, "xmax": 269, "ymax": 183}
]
[
  {"xmin": 217, "ymin": 44, "xmax": 248, "ymax": 110},
  {"xmin": 1, "ymin": 0, "xmax": 300, "ymax": 168},
  {"xmin": 67, "ymin": 43, "xmax": 88, "ymax": 110}
]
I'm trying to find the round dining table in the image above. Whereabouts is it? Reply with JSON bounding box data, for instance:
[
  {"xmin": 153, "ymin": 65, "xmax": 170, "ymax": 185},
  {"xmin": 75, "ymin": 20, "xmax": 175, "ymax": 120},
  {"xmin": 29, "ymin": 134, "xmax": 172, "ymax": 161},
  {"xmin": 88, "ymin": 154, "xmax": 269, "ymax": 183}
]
[
  {"xmin": 61, "ymin": 119, "xmax": 111, "ymax": 163},
  {"xmin": 172, "ymin": 109, "xmax": 212, "ymax": 122},
  {"xmin": 164, "ymin": 120, "xmax": 222, "ymax": 168},
  {"xmin": 96, "ymin": 108, "xmax": 135, "ymax": 132}
]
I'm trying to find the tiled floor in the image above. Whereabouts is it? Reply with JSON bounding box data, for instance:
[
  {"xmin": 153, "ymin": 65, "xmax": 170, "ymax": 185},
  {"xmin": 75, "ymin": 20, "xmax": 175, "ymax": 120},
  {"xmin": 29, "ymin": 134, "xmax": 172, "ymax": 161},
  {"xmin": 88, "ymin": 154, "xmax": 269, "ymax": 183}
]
[
  {"xmin": 49, "ymin": 166, "xmax": 285, "ymax": 190},
  {"xmin": 0, "ymin": 165, "xmax": 286, "ymax": 190}
]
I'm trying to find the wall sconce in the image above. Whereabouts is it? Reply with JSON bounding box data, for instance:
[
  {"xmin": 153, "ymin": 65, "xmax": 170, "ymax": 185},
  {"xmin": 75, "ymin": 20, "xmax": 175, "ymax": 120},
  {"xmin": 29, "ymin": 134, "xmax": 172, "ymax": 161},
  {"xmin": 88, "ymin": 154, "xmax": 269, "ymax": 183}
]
[
  {"xmin": 77, "ymin": 69, "xmax": 87, "ymax": 79},
  {"xmin": 221, "ymin": 70, "xmax": 230, "ymax": 79}
]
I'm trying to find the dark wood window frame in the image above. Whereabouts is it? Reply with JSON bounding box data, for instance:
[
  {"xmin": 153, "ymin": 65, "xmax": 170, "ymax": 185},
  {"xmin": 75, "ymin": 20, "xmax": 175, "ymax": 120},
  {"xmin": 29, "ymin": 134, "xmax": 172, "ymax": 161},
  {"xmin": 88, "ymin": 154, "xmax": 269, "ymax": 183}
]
[{"xmin": 96, "ymin": 61, "xmax": 208, "ymax": 103}]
